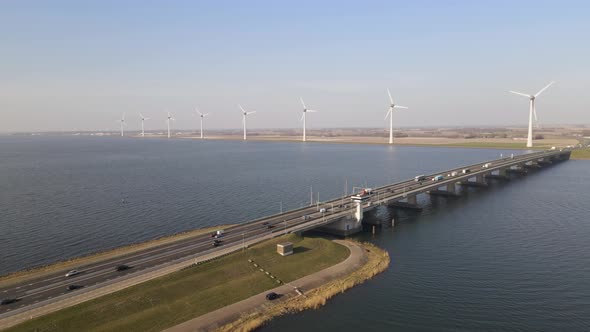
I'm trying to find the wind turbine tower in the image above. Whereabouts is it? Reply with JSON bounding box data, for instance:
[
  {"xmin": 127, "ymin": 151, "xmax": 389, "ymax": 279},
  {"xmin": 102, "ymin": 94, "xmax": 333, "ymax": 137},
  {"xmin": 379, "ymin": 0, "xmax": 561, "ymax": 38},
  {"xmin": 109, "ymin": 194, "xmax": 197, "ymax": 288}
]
[
  {"xmin": 119, "ymin": 113, "xmax": 126, "ymax": 137},
  {"xmin": 509, "ymin": 81, "xmax": 554, "ymax": 148},
  {"xmin": 166, "ymin": 112, "xmax": 175, "ymax": 139},
  {"xmin": 385, "ymin": 89, "xmax": 408, "ymax": 144},
  {"xmin": 139, "ymin": 113, "xmax": 150, "ymax": 137},
  {"xmin": 300, "ymin": 98, "xmax": 318, "ymax": 142},
  {"xmin": 196, "ymin": 108, "xmax": 209, "ymax": 139},
  {"xmin": 239, "ymin": 105, "xmax": 256, "ymax": 140}
]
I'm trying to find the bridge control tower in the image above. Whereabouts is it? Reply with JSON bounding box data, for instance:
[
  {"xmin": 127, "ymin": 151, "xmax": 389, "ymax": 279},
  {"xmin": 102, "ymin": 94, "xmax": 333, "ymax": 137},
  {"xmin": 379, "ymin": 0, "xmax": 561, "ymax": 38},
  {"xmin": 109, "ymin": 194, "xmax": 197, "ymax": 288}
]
[{"xmin": 318, "ymin": 188, "xmax": 371, "ymax": 236}]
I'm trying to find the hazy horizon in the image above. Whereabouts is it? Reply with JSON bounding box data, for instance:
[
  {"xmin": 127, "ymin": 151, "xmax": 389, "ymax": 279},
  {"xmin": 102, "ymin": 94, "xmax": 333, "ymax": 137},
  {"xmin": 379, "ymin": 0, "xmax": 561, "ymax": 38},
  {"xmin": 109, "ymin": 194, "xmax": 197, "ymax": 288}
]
[{"xmin": 2, "ymin": 1, "xmax": 589, "ymax": 133}]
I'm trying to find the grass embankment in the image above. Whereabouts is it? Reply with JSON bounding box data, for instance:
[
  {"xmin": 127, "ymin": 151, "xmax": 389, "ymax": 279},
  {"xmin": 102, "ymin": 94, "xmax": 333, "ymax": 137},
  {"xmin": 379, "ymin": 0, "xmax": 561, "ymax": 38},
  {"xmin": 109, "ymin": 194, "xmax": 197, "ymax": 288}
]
[
  {"xmin": 217, "ymin": 241, "xmax": 390, "ymax": 332},
  {"xmin": 571, "ymin": 148, "xmax": 590, "ymax": 160},
  {"xmin": 6, "ymin": 234, "xmax": 349, "ymax": 332},
  {"xmin": 0, "ymin": 225, "xmax": 233, "ymax": 289}
]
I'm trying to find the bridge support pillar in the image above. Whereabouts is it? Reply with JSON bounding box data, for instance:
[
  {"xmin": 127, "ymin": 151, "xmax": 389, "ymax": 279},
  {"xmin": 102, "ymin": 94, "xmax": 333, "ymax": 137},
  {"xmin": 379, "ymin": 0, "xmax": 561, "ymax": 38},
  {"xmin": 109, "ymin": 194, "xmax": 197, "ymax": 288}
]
[
  {"xmin": 354, "ymin": 201, "xmax": 364, "ymax": 223},
  {"xmin": 407, "ymin": 195, "xmax": 417, "ymax": 205},
  {"xmin": 446, "ymin": 183, "xmax": 456, "ymax": 193},
  {"xmin": 485, "ymin": 168, "xmax": 509, "ymax": 180}
]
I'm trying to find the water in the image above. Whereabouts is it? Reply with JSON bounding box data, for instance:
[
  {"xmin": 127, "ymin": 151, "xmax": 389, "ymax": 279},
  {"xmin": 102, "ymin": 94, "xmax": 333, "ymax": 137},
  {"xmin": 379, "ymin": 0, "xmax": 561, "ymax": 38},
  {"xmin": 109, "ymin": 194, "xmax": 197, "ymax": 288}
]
[{"xmin": 1, "ymin": 136, "xmax": 589, "ymax": 330}]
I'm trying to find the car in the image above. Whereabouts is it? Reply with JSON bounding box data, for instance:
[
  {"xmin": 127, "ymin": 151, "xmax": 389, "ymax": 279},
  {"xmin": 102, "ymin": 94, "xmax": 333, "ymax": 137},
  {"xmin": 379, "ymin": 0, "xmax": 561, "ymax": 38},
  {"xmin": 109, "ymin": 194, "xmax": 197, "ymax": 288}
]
[
  {"xmin": 266, "ymin": 224, "xmax": 274, "ymax": 229},
  {"xmin": 265, "ymin": 292, "xmax": 279, "ymax": 300},
  {"xmin": 262, "ymin": 221, "xmax": 269, "ymax": 225},
  {"xmin": 65, "ymin": 270, "xmax": 80, "ymax": 277},
  {"xmin": 116, "ymin": 264, "xmax": 131, "ymax": 272},
  {"xmin": 462, "ymin": 169, "xmax": 471, "ymax": 174},
  {"xmin": 319, "ymin": 208, "xmax": 326, "ymax": 213},
  {"xmin": 66, "ymin": 285, "xmax": 83, "ymax": 291},
  {"xmin": 213, "ymin": 241, "xmax": 220, "ymax": 247},
  {"xmin": 0, "ymin": 298, "xmax": 17, "ymax": 305},
  {"xmin": 301, "ymin": 215, "xmax": 311, "ymax": 220},
  {"xmin": 210, "ymin": 232, "xmax": 217, "ymax": 238}
]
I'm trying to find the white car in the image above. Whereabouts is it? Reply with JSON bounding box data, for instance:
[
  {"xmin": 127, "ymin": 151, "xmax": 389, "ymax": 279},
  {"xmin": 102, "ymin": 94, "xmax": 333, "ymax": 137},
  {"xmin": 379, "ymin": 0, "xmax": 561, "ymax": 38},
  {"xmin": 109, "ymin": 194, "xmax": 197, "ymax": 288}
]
[{"xmin": 65, "ymin": 270, "xmax": 80, "ymax": 277}]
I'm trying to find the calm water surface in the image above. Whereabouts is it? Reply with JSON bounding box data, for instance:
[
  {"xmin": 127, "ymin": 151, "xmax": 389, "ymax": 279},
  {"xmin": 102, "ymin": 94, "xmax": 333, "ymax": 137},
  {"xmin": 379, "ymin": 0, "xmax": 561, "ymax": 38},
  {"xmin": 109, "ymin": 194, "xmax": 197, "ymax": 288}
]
[{"xmin": 1, "ymin": 136, "xmax": 588, "ymax": 330}]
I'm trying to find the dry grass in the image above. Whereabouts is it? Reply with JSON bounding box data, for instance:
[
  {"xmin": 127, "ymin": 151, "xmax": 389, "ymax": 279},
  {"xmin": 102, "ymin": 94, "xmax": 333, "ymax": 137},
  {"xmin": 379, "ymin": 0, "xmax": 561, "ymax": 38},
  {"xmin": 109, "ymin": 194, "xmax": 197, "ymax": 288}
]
[
  {"xmin": 571, "ymin": 148, "xmax": 590, "ymax": 160},
  {"xmin": 215, "ymin": 241, "xmax": 390, "ymax": 332},
  {"xmin": 0, "ymin": 225, "xmax": 233, "ymax": 288}
]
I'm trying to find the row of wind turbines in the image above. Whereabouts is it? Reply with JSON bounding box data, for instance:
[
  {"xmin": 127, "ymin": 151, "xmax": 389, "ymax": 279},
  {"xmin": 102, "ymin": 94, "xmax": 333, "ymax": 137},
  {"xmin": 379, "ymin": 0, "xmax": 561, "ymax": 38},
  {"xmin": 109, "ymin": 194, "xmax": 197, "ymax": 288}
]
[{"xmin": 117, "ymin": 82, "xmax": 554, "ymax": 147}]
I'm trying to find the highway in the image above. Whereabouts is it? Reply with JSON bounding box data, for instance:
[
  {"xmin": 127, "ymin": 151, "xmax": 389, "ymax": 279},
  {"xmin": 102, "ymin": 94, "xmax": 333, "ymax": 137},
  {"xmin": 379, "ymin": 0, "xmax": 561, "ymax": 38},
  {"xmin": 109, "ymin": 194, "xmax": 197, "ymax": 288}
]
[{"xmin": 0, "ymin": 148, "xmax": 571, "ymax": 318}]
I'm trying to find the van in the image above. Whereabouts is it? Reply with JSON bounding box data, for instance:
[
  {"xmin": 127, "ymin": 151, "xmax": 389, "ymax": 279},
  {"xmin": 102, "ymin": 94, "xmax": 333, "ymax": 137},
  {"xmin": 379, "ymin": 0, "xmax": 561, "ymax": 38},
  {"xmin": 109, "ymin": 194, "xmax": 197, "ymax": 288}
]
[{"xmin": 432, "ymin": 175, "xmax": 444, "ymax": 181}]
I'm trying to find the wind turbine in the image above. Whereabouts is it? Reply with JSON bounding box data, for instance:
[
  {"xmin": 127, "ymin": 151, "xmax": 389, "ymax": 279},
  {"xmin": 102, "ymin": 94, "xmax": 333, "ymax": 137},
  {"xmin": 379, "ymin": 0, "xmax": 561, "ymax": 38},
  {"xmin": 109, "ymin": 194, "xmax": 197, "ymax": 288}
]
[
  {"xmin": 385, "ymin": 89, "xmax": 408, "ymax": 144},
  {"xmin": 139, "ymin": 113, "xmax": 150, "ymax": 137},
  {"xmin": 196, "ymin": 108, "xmax": 209, "ymax": 139},
  {"xmin": 166, "ymin": 112, "xmax": 175, "ymax": 139},
  {"xmin": 509, "ymin": 81, "xmax": 554, "ymax": 148},
  {"xmin": 300, "ymin": 97, "xmax": 318, "ymax": 142},
  {"xmin": 239, "ymin": 105, "xmax": 256, "ymax": 140},
  {"xmin": 119, "ymin": 112, "xmax": 126, "ymax": 137}
]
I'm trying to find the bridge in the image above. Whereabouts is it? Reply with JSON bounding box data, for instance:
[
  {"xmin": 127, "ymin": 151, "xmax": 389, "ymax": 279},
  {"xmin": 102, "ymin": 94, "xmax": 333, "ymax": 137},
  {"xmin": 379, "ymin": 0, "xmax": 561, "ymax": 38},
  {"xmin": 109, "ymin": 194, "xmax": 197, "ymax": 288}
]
[
  {"xmin": 281, "ymin": 148, "xmax": 572, "ymax": 235},
  {"xmin": 0, "ymin": 148, "xmax": 572, "ymax": 328}
]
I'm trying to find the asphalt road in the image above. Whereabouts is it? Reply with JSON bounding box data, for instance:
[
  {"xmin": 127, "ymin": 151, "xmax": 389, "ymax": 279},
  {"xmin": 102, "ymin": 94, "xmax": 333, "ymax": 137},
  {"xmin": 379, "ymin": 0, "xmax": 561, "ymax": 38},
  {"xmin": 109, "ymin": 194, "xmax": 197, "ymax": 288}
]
[{"xmin": 0, "ymin": 149, "xmax": 568, "ymax": 317}]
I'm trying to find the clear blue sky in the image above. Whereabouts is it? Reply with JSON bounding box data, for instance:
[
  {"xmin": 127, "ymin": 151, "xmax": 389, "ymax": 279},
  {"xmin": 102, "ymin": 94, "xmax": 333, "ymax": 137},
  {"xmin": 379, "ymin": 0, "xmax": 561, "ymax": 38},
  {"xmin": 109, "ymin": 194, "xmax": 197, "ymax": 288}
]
[{"xmin": 1, "ymin": 0, "xmax": 589, "ymax": 132}]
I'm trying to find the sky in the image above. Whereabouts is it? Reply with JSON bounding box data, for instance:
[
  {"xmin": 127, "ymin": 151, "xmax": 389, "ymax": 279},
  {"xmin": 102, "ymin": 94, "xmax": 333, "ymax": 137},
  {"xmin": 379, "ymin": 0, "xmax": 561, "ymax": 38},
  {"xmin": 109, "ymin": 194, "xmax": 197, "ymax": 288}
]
[{"xmin": 1, "ymin": 0, "xmax": 589, "ymax": 132}]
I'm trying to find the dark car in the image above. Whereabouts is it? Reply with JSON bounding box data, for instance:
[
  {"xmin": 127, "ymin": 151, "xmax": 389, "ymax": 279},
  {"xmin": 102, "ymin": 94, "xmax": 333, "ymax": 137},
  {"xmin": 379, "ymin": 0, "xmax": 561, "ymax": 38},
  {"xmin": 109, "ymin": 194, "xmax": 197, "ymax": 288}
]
[
  {"xmin": 0, "ymin": 298, "xmax": 17, "ymax": 305},
  {"xmin": 66, "ymin": 285, "xmax": 83, "ymax": 291},
  {"xmin": 262, "ymin": 221, "xmax": 269, "ymax": 225},
  {"xmin": 116, "ymin": 264, "xmax": 131, "ymax": 272},
  {"xmin": 266, "ymin": 224, "xmax": 274, "ymax": 229},
  {"xmin": 265, "ymin": 292, "xmax": 279, "ymax": 300},
  {"xmin": 213, "ymin": 241, "xmax": 220, "ymax": 247}
]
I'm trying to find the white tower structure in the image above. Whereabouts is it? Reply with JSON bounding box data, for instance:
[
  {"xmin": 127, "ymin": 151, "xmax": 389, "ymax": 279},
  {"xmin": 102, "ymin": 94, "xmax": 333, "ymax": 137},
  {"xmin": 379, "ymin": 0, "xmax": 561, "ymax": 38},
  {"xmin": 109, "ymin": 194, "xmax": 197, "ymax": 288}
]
[
  {"xmin": 385, "ymin": 89, "xmax": 408, "ymax": 145},
  {"xmin": 139, "ymin": 113, "xmax": 150, "ymax": 137},
  {"xmin": 509, "ymin": 81, "xmax": 554, "ymax": 148},
  {"xmin": 299, "ymin": 98, "xmax": 318, "ymax": 142},
  {"xmin": 196, "ymin": 109, "xmax": 209, "ymax": 139},
  {"xmin": 166, "ymin": 112, "xmax": 175, "ymax": 139},
  {"xmin": 239, "ymin": 105, "xmax": 256, "ymax": 140}
]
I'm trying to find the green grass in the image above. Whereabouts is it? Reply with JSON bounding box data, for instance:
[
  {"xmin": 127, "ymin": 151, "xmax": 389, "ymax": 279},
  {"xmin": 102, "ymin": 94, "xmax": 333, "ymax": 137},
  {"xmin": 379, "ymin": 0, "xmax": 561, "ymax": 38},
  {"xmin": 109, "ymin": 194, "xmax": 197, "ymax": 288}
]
[
  {"xmin": 571, "ymin": 147, "xmax": 590, "ymax": 160},
  {"xmin": 7, "ymin": 234, "xmax": 349, "ymax": 332}
]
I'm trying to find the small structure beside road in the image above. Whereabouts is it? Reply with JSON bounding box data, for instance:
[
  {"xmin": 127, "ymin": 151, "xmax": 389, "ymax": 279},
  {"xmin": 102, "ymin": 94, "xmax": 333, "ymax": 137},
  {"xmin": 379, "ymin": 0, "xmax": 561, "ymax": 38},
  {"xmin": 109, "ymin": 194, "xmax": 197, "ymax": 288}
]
[{"xmin": 277, "ymin": 242, "xmax": 293, "ymax": 256}]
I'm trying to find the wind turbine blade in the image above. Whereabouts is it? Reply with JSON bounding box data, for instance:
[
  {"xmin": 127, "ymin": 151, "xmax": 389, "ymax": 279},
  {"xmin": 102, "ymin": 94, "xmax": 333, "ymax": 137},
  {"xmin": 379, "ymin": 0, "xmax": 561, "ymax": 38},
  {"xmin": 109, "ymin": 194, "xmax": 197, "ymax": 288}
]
[
  {"xmin": 122, "ymin": 112, "xmax": 126, "ymax": 121},
  {"xmin": 300, "ymin": 97, "xmax": 306, "ymax": 109},
  {"xmin": 203, "ymin": 113, "xmax": 209, "ymax": 117},
  {"xmin": 247, "ymin": 111, "xmax": 257, "ymax": 115},
  {"xmin": 139, "ymin": 112, "xmax": 144, "ymax": 119},
  {"xmin": 306, "ymin": 109, "xmax": 318, "ymax": 113},
  {"xmin": 300, "ymin": 113, "xmax": 305, "ymax": 122},
  {"xmin": 387, "ymin": 88, "xmax": 393, "ymax": 104},
  {"xmin": 509, "ymin": 91, "xmax": 531, "ymax": 98},
  {"xmin": 384, "ymin": 108, "xmax": 392, "ymax": 120},
  {"xmin": 145, "ymin": 117, "xmax": 150, "ymax": 120},
  {"xmin": 238, "ymin": 104, "xmax": 245, "ymax": 113},
  {"xmin": 533, "ymin": 107, "xmax": 538, "ymax": 122},
  {"xmin": 394, "ymin": 105, "xmax": 408, "ymax": 109},
  {"xmin": 534, "ymin": 81, "xmax": 555, "ymax": 98}
]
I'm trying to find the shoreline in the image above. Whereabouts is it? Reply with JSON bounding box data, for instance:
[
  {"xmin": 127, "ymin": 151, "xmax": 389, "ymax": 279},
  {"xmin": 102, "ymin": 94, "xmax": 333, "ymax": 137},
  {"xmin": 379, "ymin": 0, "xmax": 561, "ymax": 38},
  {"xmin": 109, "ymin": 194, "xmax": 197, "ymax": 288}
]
[{"xmin": 211, "ymin": 240, "xmax": 389, "ymax": 332}]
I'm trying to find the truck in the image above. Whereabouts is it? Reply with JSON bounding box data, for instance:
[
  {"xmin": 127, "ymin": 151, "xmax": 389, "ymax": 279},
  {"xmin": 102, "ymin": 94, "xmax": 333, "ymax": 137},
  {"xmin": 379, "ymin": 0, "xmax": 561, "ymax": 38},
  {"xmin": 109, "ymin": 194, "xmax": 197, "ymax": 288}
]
[
  {"xmin": 414, "ymin": 175, "xmax": 426, "ymax": 182},
  {"xmin": 432, "ymin": 175, "xmax": 444, "ymax": 181},
  {"xmin": 482, "ymin": 163, "xmax": 491, "ymax": 168}
]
